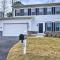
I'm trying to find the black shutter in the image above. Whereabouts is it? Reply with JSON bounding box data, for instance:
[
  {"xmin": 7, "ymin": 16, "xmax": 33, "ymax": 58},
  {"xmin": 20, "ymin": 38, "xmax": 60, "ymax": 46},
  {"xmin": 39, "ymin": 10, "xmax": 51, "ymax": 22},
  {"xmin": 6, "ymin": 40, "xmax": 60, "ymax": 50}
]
[
  {"xmin": 52, "ymin": 22, "xmax": 53, "ymax": 31},
  {"xmin": 36, "ymin": 8, "xmax": 39, "ymax": 15},
  {"xmin": 52, "ymin": 7, "xmax": 53, "ymax": 14},
  {"xmin": 52, "ymin": 7, "xmax": 55, "ymax": 15},
  {"xmin": 54, "ymin": 22, "xmax": 55, "ymax": 31},
  {"xmin": 45, "ymin": 23, "xmax": 47, "ymax": 32},
  {"xmin": 52, "ymin": 22, "xmax": 55, "ymax": 32},
  {"xmin": 28, "ymin": 9, "xmax": 31, "ymax": 16},
  {"xmin": 15, "ymin": 10, "xmax": 16, "ymax": 16},
  {"xmin": 44, "ymin": 8, "xmax": 47, "ymax": 15},
  {"xmin": 54, "ymin": 7, "xmax": 55, "ymax": 14}
]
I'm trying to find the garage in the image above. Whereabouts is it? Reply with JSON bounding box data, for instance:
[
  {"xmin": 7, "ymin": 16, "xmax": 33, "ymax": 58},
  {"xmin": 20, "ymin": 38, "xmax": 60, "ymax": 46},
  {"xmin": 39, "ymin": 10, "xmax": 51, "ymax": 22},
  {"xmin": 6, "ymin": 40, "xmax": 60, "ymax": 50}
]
[{"xmin": 3, "ymin": 23, "xmax": 28, "ymax": 36}]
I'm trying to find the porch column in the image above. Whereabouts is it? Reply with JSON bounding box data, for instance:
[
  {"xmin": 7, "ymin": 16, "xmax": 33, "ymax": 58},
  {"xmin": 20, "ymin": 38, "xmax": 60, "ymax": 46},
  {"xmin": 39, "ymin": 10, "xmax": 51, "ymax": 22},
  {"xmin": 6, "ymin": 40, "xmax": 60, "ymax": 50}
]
[{"xmin": 28, "ymin": 22, "xmax": 32, "ymax": 31}]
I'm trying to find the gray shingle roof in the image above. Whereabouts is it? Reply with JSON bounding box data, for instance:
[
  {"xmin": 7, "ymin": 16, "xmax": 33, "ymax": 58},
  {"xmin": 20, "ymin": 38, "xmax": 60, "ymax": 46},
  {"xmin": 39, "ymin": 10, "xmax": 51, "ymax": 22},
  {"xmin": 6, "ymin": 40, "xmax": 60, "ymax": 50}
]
[{"xmin": 13, "ymin": 3, "xmax": 60, "ymax": 8}]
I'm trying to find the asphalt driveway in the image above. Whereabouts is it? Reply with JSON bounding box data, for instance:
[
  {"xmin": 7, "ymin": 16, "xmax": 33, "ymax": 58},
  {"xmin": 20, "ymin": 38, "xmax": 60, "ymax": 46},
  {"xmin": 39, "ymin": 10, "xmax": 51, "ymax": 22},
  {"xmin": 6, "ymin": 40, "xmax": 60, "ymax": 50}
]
[{"xmin": 0, "ymin": 36, "xmax": 18, "ymax": 60}]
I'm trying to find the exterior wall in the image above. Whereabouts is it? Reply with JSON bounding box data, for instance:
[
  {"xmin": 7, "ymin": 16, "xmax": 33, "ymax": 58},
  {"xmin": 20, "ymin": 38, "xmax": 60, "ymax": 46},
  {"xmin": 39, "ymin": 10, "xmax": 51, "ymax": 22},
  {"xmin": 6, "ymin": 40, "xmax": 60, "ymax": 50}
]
[
  {"xmin": 13, "ymin": 5, "xmax": 60, "ymax": 17},
  {"xmin": 12, "ymin": 3, "xmax": 60, "ymax": 35},
  {"xmin": 0, "ymin": 14, "xmax": 60, "ymax": 36},
  {"xmin": 13, "ymin": 4, "xmax": 60, "ymax": 34},
  {"xmin": 0, "ymin": 18, "xmax": 34, "ymax": 36},
  {"xmin": 0, "ymin": 3, "xmax": 60, "ymax": 37},
  {"xmin": 31, "ymin": 14, "xmax": 60, "ymax": 34}
]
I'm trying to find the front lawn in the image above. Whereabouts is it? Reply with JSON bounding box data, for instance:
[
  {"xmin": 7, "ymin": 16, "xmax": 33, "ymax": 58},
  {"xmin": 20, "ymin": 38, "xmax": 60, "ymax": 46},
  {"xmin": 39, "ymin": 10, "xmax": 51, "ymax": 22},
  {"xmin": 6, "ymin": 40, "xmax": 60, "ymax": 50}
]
[{"xmin": 6, "ymin": 37, "xmax": 60, "ymax": 60}]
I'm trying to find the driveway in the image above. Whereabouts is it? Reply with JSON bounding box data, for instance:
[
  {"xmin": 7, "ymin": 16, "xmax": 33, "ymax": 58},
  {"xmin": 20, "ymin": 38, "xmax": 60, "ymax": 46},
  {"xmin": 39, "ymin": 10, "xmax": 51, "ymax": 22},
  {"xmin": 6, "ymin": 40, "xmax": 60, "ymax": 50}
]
[{"xmin": 0, "ymin": 36, "xmax": 18, "ymax": 60}]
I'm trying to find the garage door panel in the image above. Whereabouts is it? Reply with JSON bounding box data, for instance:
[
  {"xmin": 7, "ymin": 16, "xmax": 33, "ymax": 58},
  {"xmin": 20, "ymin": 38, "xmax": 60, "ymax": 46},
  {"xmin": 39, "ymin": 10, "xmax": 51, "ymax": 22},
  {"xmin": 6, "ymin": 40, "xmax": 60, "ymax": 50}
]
[{"xmin": 3, "ymin": 23, "xmax": 27, "ymax": 36}]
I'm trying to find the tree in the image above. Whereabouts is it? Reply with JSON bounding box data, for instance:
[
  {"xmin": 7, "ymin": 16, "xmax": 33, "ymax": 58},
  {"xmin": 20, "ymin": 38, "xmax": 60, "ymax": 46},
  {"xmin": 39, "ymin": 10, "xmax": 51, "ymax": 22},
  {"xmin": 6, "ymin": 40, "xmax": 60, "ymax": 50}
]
[
  {"xmin": 7, "ymin": 12, "xmax": 12, "ymax": 17},
  {"xmin": 13, "ymin": 1, "xmax": 23, "ymax": 7}
]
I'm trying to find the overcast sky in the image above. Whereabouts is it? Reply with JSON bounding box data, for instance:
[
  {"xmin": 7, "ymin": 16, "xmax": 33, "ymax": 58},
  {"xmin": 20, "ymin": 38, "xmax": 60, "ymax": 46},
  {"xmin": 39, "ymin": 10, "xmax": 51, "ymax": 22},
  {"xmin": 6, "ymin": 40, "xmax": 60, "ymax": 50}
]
[
  {"xmin": 21, "ymin": 0, "xmax": 60, "ymax": 4},
  {"xmin": 0, "ymin": 0, "xmax": 60, "ymax": 12}
]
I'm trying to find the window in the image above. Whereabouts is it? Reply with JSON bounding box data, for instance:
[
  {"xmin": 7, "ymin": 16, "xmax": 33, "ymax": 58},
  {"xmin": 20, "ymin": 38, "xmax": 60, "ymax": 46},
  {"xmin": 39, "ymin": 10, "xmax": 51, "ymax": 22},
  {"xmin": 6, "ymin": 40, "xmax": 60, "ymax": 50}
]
[
  {"xmin": 47, "ymin": 7, "xmax": 52, "ymax": 14},
  {"xmin": 55, "ymin": 7, "xmax": 60, "ymax": 14},
  {"xmin": 24, "ymin": 9, "xmax": 28, "ymax": 16},
  {"xmin": 45, "ymin": 22, "xmax": 52, "ymax": 31},
  {"xmin": 20, "ymin": 9, "xmax": 24, "ymax": 16},
  {"xmin": 15, "ymin": 9, "xmax": 20, "ymax": 16},
  {"xmin": 28, "ymin": 8, "xmax": 31, "ymax": 15},
  {"xmin": 39, "ymin": 8, "xmax": 44, "ymax": 15},
  {"xmin": 31, "ymin": 8, "xmax": 36, "ymax": 15},
  {"xmin": 55, "ymin": 22, "xmax": 60, "ymax": 31}
]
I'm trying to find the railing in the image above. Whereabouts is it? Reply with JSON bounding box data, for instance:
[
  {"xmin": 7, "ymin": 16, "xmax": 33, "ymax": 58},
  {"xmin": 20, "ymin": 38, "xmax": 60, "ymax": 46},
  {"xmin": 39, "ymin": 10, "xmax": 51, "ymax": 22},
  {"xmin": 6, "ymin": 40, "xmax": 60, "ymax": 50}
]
[
  {"xmin": 44, "ymin": 31, "xmax": 60, "ymax": 37},
  {"xmin": 28, "ymin": 31, "xmax": 38, "ymax": 36}
]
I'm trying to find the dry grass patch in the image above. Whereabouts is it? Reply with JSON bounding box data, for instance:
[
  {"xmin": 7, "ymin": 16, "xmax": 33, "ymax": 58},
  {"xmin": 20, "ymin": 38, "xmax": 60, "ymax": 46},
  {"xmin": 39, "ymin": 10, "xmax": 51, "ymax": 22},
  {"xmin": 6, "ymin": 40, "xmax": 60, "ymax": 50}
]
[{"xmin": 6, "ymin": 37, "xmax": 60, "ymax": 60}]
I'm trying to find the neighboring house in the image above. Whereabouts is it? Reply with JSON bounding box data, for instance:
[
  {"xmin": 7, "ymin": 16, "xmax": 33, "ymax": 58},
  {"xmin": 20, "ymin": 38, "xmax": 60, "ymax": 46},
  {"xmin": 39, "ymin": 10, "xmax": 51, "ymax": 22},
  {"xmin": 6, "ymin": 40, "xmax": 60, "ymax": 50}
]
[
  {"xmin": 0, "ymin": 2, "xmax": 60, "ymax": 37},
  {"xmin": 0, "ymin": 12, "xmax": 4, "ymax": 18}
]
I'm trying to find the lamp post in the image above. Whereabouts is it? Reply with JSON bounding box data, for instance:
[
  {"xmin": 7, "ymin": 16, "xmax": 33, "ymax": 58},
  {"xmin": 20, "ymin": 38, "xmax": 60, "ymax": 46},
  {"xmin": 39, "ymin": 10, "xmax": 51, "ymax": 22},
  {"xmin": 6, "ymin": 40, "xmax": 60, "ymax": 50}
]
[{"xmin": 19, "ymin": 34, "xmax": 26, "ymax": 54}]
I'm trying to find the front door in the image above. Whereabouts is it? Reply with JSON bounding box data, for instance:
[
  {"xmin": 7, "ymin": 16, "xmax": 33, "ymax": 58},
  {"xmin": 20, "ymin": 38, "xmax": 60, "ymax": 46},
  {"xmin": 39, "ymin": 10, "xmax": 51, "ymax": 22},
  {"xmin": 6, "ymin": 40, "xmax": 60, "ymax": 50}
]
[{"xmin": 39, "ymin": 23, "xmax": 43, "ymax": 33}]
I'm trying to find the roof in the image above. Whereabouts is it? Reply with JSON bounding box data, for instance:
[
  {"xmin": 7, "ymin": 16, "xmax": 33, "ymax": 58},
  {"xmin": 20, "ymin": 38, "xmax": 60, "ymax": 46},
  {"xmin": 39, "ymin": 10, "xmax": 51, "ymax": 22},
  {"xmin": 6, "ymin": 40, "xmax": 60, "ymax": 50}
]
[
  {"xmin": 13, "ymin": 3, "xmax": 60, "ymax": 8},
  {"xmin": 0, "ymin": 16, "xmax": 32, "ymax": 20}
]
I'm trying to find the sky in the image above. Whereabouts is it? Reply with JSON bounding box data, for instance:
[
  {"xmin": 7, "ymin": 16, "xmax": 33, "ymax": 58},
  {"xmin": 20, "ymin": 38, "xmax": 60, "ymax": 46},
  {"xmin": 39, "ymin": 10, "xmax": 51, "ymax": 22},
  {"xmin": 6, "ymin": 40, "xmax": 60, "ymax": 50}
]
[
  {"xmin": 21, "ymin": 0, "xmax": 60, "ymax": 4},
  {"xmin": 0, "ymin": 0, "xmax": 60, "ymax": 13}
]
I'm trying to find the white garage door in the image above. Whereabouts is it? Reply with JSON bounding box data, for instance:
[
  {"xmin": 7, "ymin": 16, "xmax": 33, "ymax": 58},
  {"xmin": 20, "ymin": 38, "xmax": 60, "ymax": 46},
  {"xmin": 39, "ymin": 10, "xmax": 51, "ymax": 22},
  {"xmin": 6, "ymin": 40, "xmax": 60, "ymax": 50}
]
[{"xmin": 3, "ymin": 23, "xmax": 28, "ymax": 36}]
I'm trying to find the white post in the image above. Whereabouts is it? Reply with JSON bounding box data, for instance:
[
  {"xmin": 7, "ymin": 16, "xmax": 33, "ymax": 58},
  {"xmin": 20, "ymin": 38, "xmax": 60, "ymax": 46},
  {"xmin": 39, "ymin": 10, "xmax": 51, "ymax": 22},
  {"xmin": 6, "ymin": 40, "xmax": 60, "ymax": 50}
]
[
  {"xmin": 22, "ymin": 39, "xmax": 26, "ymax": 54},
  {"xmin": 23, "ymin": 40, "xmax": 26, "ymax": 54}
]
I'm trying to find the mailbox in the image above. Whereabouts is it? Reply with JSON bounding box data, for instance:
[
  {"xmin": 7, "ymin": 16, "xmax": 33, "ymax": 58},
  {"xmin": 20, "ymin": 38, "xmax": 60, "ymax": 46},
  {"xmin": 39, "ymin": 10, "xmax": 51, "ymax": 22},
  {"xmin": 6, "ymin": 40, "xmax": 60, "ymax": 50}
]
[{"xmin": 19, "ymin": 34, "xmax": 24, "ymax": 43}]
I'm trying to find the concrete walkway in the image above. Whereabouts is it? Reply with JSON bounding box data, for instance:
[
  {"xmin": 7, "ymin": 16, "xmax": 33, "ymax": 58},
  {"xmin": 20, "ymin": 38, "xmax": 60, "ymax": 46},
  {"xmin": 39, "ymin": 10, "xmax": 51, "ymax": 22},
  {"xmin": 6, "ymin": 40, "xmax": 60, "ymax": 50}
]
[{"xmin": 0, "ymin": 37, "xmax": 18, "ymax": 60}]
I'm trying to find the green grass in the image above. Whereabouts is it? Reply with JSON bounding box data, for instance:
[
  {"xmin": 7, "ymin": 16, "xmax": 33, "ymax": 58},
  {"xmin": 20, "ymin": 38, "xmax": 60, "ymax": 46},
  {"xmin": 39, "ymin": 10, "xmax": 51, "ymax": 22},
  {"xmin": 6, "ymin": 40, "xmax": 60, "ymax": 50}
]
[{"xmin": 6, "ymin": 37, "xmax": 60, "ymax": 60}]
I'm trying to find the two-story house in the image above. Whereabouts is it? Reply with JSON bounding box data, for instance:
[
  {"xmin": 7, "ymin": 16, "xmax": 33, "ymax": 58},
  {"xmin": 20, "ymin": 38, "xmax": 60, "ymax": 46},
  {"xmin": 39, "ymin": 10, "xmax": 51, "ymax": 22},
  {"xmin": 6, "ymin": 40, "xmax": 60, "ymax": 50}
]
[{"xmin": 0, "ymin": 2, "xmax": 60, "ymax": 38}]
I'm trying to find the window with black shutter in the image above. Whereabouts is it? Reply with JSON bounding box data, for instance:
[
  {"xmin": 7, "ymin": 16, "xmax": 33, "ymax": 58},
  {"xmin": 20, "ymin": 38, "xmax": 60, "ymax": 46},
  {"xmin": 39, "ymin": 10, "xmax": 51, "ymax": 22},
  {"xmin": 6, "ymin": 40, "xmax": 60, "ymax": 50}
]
[
  {"xmin": 55, "ymin": 7, "xmax": 60, "ymax": 14},
  {"xmin": 45, "ymin": 22, "xmax": 52, "ymax": 31},
  {"xmin": 20, "ymin": 9, "xmax": 24, "ymax": 16},
  {"xmin": 46, "ymin": 7, "xmax": 52, "ymax": 15},
  {"xmin": 55, "ymin": 22, "xmax": 60, "ymax": 31},
  {"xmin": 31, "ymin": 8, "xmax": 36, "ymax": 15}
]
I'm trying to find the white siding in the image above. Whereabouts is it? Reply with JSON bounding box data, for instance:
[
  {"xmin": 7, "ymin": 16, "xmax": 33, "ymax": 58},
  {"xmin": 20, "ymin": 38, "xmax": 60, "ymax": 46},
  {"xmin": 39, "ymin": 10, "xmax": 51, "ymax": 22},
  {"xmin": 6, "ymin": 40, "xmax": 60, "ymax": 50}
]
[
  {"xmin": 32, "ymin": 15, "xmax": 60, "ymax": 33},
  {"xmin": 0, "ymin": 14, "xmax": 60, "ymax": 36}
]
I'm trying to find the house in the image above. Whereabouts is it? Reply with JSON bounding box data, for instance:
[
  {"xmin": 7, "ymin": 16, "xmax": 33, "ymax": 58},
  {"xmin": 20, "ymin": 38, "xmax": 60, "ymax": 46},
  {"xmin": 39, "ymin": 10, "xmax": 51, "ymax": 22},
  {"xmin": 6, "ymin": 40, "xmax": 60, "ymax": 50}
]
[
  {"xmin": 0, "ymin": 12, "xmax": 4, "ymax": 18},
  {"xmin": 0, "ymin": 2, "xmax": 60, "ymax": 38}
]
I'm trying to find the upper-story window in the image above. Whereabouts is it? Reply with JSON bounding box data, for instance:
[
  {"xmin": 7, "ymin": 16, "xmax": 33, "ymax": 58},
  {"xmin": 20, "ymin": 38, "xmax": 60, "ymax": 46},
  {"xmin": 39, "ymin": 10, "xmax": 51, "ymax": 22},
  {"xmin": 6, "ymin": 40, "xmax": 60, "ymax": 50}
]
[
  {"xmin": 55, "ymin": 7, "xmax": 60, "ymax": 14},
  {"xmin": 24, "ymin": 9, "xmax": 28, "ymax": 16},
  {"xmin": 46, "ymin": 7, "xmax": 52, "ymax": 14},
  {"xmin": 31, "ymin": 8, "xmax": 36, "ymax": 15},
  {"xmin": 20, "ymin": 9, "xmax": 24, "ymax": 16},
  {"xmin": 39, "ymin": 8, "xmax": 44, "ymax": 15},
  {"xmin": 15, "ymin": 9, "xmax": 20, "ymax": 16},
  {"xmin": 15, "ymin": 6, "xmax": 60, "ymax": 16}
]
